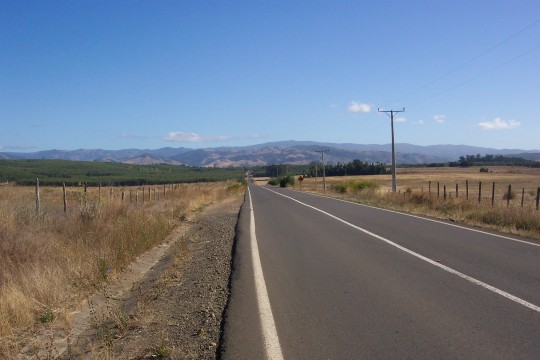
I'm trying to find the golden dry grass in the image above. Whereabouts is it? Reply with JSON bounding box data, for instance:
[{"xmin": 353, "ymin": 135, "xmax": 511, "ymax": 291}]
[
  {"xmin": 0, "ymin": 181, "xmax": 244, "ymax": 356},
  {"xmin": 287, "ymin": 166, "xmax": 540, "ymax": 239}
]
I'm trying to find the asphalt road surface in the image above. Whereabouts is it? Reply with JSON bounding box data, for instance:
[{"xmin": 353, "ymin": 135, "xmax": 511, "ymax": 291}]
[{"xmin": 219, "ymin": 184, "xmax": 540, "ymax": 359}]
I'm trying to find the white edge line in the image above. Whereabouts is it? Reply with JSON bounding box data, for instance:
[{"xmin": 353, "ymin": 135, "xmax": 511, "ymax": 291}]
[
  {"xmin": 248, "ymin": 186, "xmax": 285, "ymax": 360},
  {"xmin": 284, "ymin": 187, "xmax": 540, "ymax": 248},
  {"xmin": 262, "ymin": 186, "xmax": 540, "ymax": 313}
]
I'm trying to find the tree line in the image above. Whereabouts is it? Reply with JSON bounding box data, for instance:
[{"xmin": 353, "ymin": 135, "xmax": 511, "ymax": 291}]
[{"xmin": 450, "ymin": 154, "xmax": 540, "ymax": 168}]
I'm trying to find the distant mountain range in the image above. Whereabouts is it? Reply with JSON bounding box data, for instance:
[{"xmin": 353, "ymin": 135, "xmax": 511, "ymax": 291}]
[{"xmin": 1, "ymin": 141, "xmax": 539, "ymax": 167}]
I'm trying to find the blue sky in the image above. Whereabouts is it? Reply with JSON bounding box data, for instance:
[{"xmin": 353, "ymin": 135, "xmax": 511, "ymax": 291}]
[{"xmin": 1, "ymin": 1, "xmax": 539, "ymax": 151}]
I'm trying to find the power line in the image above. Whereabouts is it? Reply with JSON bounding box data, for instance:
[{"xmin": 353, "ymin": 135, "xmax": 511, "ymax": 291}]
[
  {"xmin": 391, "ymin": 17, "xmax": 540, "ymax": 105},
  {"xmin": 409, "ymin": 44, "xmax": 540, "ymax": 107}
]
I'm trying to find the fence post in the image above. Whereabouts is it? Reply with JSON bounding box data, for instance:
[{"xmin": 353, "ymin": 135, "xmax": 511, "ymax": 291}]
[
  {"xmin": 456, "ymin": 183, "xmax": 458, "ymax": 198},
  {"xmin": 466, "ymin": 179, "xmax": 469, "ymax": 200},
  {"xmin": 142, "ymin": 187, "xmax": 145, "ymax": 203},
  {"xmin": 35, "ymin": 177, "xmax": 41, "ymax": 214},
  {"xmin": 444, "ymin": 185, "xmax": 447, "ymax": 201},
  {"xmin": 63, "ymin": 182, "xmax": 67, "ymax": 213},
  {"xmin": 478, "ymin": 181, "xmax": 482, "ymax": 203},
  {"xmin": 507, "ymin": 185, "xmax": 512, "ymax": 207},
  {"xmin": 437, "ymin": 182, "xmax": 440, "ymax": 198},
  {"xmin": 491, "ymin": 182, "xmax": 495, "ymax": 207},
  {"xmin": 521, "ymin": 187, "xmax": 524, "ymax": 208},
  {"xmin": 122, "ymin": 190, "xmax": 125, "ymax": 204},
  {"xmin": 536, "ymin": 187, "xmax": 539, "ymax": 210}
]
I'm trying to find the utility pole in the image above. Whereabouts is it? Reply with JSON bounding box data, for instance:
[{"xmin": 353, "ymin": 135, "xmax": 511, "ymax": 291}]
[
  {"xmin": 378, "ymin": 108, "xmax": 405, "ymax": 193},
  {"xmin": 315, "ymin": 150, "xmax": 330, "ymax": 191}
]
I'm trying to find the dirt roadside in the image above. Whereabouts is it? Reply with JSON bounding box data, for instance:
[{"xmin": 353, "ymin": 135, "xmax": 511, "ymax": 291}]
[{"xmin": 19, "ymin": 192, "xmax": 245, "ymax": 359}]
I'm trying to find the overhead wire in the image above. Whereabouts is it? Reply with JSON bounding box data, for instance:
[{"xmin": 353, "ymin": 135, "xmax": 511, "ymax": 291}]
[{"xmin": 389, "ymin": 17, "xmax": 540, "ymax": 107}]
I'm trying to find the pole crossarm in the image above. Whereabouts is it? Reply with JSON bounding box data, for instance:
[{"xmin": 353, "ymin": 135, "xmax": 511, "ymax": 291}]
[{"xmin": 377, "ymin": 108, "xmax": 405, "ymax": 193}]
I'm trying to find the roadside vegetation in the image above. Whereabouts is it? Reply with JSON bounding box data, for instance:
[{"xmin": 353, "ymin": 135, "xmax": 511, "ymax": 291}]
[
  {"xmin": 0, "ymin": 181, "xmax": 245, "ymax": 356},
  {"xmin": 292, "ymin": 166, "xmax": 540, "ymax": 240}
]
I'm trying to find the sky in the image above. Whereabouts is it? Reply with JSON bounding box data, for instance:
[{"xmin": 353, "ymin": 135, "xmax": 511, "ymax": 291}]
[{"xmin": 1, "ymin": 0, "xmax": 539, "ymax": 152}]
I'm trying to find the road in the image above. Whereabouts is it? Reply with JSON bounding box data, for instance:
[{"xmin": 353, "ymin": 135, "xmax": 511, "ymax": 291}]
[{"xmin": 219, "ymin": 184, "xmax": 540, "ymax": 359}]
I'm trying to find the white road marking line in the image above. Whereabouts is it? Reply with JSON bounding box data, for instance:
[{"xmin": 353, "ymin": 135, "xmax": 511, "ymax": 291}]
[
  {"xmin": 262, "ymin": 186, "xmax": 540, "ymax": 313},
  {"xmin": 248, "ymin": 186, "xmax": 285, "ymax": 360},
  {"xmin": 286, "ymin": 187, "xmax": 540, "ymax": 248}
]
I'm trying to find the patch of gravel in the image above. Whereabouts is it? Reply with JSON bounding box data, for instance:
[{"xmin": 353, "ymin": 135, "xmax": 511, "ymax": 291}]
[{"xmin": 105, "ymin": 194, "xmax": 244, "ymax": 359}]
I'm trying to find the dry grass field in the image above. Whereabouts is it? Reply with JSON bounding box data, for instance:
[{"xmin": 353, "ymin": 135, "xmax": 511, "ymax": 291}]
[
  {"xmin": 0, "ymin": 181, "xmax": 244, "ymax": 357},
  {"xmin": 286, "ymin": 166, "xmax": 540, "ymax": 239}
]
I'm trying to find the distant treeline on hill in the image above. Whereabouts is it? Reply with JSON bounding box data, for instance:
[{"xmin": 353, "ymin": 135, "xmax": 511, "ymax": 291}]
[
  {"xmin": 450, "ymin": 154, "xmax": 540, "ymax": 168},
  {"xmin": 253, "ymin": 160, "xmax": 388, "ymax": 178},
  {"xmin": 0, "ymin": 159, "xmax": 245, "ymax": 186}
]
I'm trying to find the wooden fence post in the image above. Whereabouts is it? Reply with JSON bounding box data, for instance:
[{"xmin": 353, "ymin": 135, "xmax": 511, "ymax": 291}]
[
  {"xmin": 35, "ymin": 177, "xmax": 40, "ymax": 214},
  {"xmin": 444, "ymin": 185, "xmax": 447, "ymax": 201},
  {"xmin": 478, "ymin": 181, "xmax": 482, "ymax": 203},
  {"xmin": 63, "ymin": 183, "xmax": 67, "ymax": 213},
  {"xmin": 456, "ymin": 183, "xmax": 458, "ymax": 198},
  {"xmin": 536, "ymin": 187, "xmax": 539, "ymax": 210},
  {"xmin": 491, "ymin": 182, "xmax": 495, "ymax": 207},
  {"xmin": 437, "ymin": 182, "xmax": 440, "ymax": 198},
  {"xmin": 521, "ymin": 187, "xmax": 524, "ymax": 208},
  {"xmin": 466, "ymin": 179, "xmax": 469, "ymax": 200},
  {"xmin": 122, "ymin": 190, "xmax": 125, "ymax": 204},
  {"xmin": 507, "ymin": 185, "xmax": 512, "ymax": 207}
]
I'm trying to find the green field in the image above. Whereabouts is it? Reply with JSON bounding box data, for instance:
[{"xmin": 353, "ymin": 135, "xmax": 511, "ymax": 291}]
[{"xmin": 0, "ymin": 159, "xmax": 245, "ymax": 186}]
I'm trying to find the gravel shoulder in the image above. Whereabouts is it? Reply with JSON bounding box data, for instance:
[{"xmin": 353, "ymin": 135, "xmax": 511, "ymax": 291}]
[{"xmin": 105, "ymin": 193, "xmax": 245, "ymax": 359}]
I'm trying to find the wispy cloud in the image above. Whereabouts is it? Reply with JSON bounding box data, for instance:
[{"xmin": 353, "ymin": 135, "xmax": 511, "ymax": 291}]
[
  {"xmin": 433, "ymin": 115, "xmax": 445, "ymax": 123},
  {"xmin": 395, "ymin": 116, "xmax": 407, "ymax": 123},
  {"xmin": 163, "ymin": 132, "xmax": 232, "ymax": 143},
  {"xmin": 348, "ymin": 101, "xmax": 371, "ymax": 113},
  {"xmin": 478, "ymin": 117, "xmax": 520, "ymax": 130}
]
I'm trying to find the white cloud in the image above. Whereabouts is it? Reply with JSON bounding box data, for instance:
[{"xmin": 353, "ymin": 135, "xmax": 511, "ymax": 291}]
[
  {"xmin": 348, "ymin": 101, "xmax": 371, "ymax": 113},
  {"xmin": 478, "ymin": 117, "xmax": 520, "ymax": 130},
  {"xmin": 163, "ymin": 132, "xmax": 231, "ymax": 143},
  {"xmin": 433, "ymin": 115, "xmax": 445, "ymax": 123}
]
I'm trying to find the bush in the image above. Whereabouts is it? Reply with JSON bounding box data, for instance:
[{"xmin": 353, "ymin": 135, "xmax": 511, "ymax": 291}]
[
  {"xmin": 279, "ymin": 176, "xmax": 295, "ymax": 188},
  {"xmin": 348, "ymin": 180, "xmax": 379, "ymax": 192},
  {"xmin": 331, "ymin": 183, "xmax": 348, "ymax": 194},
  {"xmin": 331, "ymin": 180, "xmax": 379, "ymax": 194},
  {"xmin": 479, "ymin": 167, "xmax": 489, "ymax": 173},
  {"xmin": 267, "ymin": 178, "xmax": 279, "ymax": 186}
]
